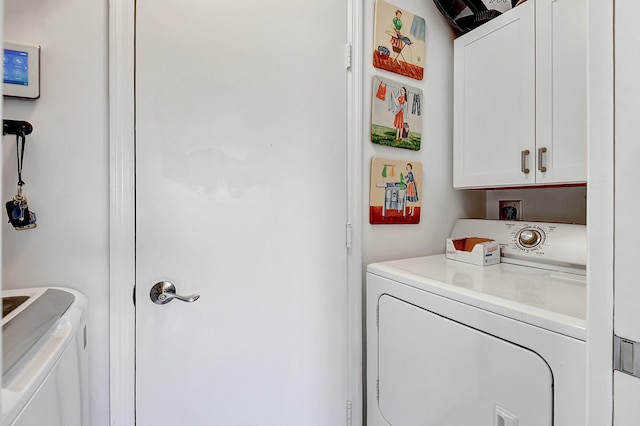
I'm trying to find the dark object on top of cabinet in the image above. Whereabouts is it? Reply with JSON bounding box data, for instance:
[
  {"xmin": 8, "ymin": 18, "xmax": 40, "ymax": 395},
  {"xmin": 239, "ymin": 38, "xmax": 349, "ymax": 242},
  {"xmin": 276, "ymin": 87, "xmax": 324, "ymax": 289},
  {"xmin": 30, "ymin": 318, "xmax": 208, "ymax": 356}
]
[{"xmin": 433, "ymin": 0, "xmax": 524, "ymax": 34}]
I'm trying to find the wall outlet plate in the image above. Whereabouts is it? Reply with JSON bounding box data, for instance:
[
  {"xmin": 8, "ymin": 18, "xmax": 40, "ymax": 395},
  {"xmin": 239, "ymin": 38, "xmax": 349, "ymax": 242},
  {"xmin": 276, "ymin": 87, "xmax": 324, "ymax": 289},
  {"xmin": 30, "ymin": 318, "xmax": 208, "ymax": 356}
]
[{"xmin": 499, "ymin": 200, "xmax": 522, "ymax": 221}]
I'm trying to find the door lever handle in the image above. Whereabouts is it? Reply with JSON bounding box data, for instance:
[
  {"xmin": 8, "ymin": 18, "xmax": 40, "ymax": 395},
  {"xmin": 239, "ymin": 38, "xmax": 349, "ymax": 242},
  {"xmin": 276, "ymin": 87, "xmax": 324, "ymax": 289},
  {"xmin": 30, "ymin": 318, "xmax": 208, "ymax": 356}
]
[{"xmin": 150, "ymin": 281, "xmax": 200, "ymax": 305}]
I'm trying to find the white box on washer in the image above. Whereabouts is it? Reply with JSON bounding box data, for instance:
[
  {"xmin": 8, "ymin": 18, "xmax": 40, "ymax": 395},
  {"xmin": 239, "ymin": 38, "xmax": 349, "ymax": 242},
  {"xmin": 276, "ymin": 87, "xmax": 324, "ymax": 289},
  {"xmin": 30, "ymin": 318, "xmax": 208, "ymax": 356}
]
[{"xmin": 445, "ymin": 237, "xmax": 500, "ymax": 266}]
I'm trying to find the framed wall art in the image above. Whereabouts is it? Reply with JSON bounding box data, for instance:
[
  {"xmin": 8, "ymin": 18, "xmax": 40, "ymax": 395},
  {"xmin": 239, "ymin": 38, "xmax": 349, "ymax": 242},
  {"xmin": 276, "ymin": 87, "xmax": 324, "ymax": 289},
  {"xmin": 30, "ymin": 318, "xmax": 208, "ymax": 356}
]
[
  {"xmin": 372, "ymin": 75, "xmax": 422, "ymax": 151},
  {"xmin": 370, "ymin": 157, "xmax": 422, "ymax": 224},
  {"xmin": 373, "ymin": 0, "xmax": 426, "ymax": 80}
]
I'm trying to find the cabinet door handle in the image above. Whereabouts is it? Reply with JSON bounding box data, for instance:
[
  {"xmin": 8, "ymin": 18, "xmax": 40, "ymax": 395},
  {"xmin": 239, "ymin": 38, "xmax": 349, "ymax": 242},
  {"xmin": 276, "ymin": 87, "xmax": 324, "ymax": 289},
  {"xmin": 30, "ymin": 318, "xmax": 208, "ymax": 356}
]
[
  {"xmin": 521, "ymin": 150, "xmax": 530, "ymax": 174},
  {"xmin": 538, "ymin": 147, "xmax": 547, "ymax": 172}
]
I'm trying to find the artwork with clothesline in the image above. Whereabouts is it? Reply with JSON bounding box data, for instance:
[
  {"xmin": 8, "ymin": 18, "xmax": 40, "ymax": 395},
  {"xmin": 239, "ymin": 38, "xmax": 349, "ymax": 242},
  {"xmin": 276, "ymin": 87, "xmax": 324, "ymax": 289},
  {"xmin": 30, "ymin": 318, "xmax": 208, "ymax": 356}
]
[
  {"xmin": 373, "ymin": 0, "xmax": 426, "ymax": 80},
  {"xmin": 371, "ymin": 75, "xmax": 423, "ymax": 151}
]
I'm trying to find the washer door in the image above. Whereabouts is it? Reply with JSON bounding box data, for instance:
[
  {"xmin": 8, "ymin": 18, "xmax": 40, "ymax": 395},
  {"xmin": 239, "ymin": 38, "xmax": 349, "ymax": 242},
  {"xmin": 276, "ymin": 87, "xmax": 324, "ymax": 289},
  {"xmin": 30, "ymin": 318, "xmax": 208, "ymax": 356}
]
[{"xmin": 377, "ymin": 295, "xmax": 553, "ymax": 426}]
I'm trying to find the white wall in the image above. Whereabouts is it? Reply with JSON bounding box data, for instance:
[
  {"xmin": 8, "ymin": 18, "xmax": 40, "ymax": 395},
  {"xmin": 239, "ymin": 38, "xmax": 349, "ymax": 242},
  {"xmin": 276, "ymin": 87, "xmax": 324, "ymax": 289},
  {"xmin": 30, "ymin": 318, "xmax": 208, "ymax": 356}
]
[
  {"xmin": 0, "ymin": 0, "xmax": 590, "ymax": 424},
  {"xmin": 3, "ymin": 1, "xmax": 110, "ymax": 425},
  {"xmin": 362, "ymin": 0, "xmax": 485, "ymax": 267},
  {"xmin": 2, "ymin": 0, "xmax": 482, "ymax": 423}
]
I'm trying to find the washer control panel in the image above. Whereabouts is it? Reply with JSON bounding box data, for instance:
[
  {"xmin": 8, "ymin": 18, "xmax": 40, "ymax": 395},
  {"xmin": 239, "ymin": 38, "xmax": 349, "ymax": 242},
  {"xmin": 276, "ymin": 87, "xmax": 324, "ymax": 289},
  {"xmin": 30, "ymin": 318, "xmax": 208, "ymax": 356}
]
[
  {"xmin": 508, "ymin": 223, "xmax": 551, "ymax": 255},
  {"xmin": 516, "ymin": 227, "xmax": 545, "ymax": 249},
  {"xmin": 451, "ymin": 219, "xmax": 586, "ymax": 270}
]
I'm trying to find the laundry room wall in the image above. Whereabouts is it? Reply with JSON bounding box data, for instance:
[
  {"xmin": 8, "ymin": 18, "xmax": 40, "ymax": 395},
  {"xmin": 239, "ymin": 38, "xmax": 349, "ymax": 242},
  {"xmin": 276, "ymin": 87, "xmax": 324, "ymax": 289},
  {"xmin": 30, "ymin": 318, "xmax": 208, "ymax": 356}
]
[
  {"xmin": 1, "ymin": 0, "xmax": 505, "ymax": 424},
  {"xmin": 485, "ymin": 186, "xmax": 587, "ymax": 224},
  {"xmin": 361, "ymin": 0, "xmax": 588, "ymax": 268},
  {"xmin": 362, "ymin": 0, "xmax": 485, "ymax": 267},
  {"xmin": 2, "ymin": 1, "xmax": 110, "ymax": 425}
]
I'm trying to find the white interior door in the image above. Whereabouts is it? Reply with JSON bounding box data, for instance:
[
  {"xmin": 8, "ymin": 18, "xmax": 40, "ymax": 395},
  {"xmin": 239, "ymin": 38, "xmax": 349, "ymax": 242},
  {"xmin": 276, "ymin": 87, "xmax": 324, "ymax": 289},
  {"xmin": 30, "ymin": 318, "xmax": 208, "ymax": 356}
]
[{"xmin": 135, "ymin": 1, "xmax": 350, "ymax": 424}]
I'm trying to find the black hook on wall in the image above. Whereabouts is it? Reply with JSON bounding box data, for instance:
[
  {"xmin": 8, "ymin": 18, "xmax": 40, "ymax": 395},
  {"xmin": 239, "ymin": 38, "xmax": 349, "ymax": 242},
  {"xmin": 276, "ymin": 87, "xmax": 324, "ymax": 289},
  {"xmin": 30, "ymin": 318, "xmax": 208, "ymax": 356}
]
[{"xmin": 3, "ymin": 120, "xmax": 33, "ymax": 136}]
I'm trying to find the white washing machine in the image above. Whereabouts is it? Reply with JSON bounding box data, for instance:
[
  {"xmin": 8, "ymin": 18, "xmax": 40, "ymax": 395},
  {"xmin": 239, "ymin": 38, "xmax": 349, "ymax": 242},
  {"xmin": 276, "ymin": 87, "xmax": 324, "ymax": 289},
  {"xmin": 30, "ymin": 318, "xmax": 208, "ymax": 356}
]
[
  {"xmin": 366, "ymin": 219, "xmax": 586, "ymax": 426},
  {"xmin": 2, "ymin": 287, "xmax": 88, "ymax": 426}
]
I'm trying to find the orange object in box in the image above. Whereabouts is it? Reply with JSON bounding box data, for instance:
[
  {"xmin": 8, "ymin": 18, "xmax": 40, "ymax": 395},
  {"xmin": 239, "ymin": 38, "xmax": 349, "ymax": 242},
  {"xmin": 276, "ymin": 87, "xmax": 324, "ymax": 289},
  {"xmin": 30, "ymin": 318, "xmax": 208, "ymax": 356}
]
[
  {"xmin": 451, "ymin": 237, "xmax": 493, "ymax": 252},
  {"xmin": 446, "ymin": 237, "xmax": 500, "ymax": 266}
]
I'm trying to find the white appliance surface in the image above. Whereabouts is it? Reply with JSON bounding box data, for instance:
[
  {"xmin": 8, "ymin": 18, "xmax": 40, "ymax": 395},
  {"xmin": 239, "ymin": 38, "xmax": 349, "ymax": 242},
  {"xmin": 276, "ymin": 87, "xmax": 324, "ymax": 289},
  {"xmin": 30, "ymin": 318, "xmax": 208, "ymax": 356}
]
[
  {"xmin": 451, "ymin": 219, "xmax": 587, "ymax": 272},
  {"xmin": 2, "ymin": 287, "xmax": 88, "ymax": 426},
  {"xmin": 370, "ymin": 254, "xmax": 586, "ymax": 340},
  {"xmin": 367, "ymin": 219, "xmax": 587, "ymax": 426},
  {"xmin": 378, "ymin": 295, "xmax": 553, "ymax": 426}
]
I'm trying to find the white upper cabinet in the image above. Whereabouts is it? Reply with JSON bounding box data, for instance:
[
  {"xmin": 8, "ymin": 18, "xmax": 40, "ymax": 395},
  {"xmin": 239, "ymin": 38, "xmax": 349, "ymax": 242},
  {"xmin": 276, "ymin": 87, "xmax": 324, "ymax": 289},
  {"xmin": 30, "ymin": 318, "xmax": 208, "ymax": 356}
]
[{"xmin": 453, "ymin": 0, "xmax": 586, "ymax": 189}]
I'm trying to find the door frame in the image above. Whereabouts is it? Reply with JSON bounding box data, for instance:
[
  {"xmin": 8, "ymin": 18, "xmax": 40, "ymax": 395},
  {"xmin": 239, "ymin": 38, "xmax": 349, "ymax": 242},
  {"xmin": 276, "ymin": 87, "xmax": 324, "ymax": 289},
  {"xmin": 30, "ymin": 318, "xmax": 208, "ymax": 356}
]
[
  {"xmin": 585, "ymin": 0, "xmax": 615, "ymax": 424},
  {"xmin": 107, "ymin": 0, "xmax": 364, "ymax": 424},
  {"xmin": 108, "ymin": 0, "xmax": 135, "ymax": 423}
]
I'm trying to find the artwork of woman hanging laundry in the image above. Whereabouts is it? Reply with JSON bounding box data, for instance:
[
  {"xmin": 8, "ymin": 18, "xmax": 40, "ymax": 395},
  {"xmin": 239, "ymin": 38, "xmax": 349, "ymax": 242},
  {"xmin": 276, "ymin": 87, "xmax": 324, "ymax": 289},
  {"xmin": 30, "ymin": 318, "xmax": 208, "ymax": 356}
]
[
  {"xmin": 369, "ymin": 157, "xmax": 422, "ymax": 224},
  {"xmin": 372, "ymin": 75, "xmax": 423, "ymax": 150},
  {"xmin": 373, "ymin": 0, "xmax": 426, "ymax": 80}
]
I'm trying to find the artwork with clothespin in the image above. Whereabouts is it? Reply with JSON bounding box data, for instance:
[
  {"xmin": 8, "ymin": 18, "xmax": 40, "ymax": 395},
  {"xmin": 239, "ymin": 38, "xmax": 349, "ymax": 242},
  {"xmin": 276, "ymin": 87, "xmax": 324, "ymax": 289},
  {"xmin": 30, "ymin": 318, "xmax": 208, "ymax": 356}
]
[
  {"xmin": 371, "ymin": 75, "xmax": 422, "ymax": 150},
  {"xmin": 3, "ymin": 120, "xmax": 37, "ymax": 230},
  {"xmin": 373, "ymin": 0, "xmax": 426, "ymax": 80},
  {"xmin": 369, "ymin": 157, "xmax": 422, "ymax": 224}
]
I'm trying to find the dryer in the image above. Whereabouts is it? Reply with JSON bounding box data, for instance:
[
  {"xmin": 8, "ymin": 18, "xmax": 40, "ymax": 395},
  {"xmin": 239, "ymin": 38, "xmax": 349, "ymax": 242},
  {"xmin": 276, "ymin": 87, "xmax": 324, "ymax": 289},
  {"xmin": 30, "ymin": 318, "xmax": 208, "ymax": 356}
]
[{"xmin": 366, "ymin": 219, "xmax": 586, "ymax": 426}]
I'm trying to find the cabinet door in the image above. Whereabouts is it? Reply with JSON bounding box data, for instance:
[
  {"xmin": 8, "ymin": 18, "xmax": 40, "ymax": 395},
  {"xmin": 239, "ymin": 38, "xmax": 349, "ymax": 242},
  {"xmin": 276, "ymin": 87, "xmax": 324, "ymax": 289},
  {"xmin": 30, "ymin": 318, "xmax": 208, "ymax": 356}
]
[
  {"xmin": 535, "ymin": 0, "xmax": 587, "ymax": 184},
  {"xmin": 453, "ymin": 1, "xmax": 535, "ymax": 189}
]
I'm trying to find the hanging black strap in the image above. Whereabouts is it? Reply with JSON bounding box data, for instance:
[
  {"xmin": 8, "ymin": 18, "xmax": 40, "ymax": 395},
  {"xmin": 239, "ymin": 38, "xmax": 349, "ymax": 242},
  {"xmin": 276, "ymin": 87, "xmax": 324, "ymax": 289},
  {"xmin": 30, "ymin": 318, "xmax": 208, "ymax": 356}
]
[{"xmin": 16, "ymin": 132, "xmax": 26, "ymax": 187}]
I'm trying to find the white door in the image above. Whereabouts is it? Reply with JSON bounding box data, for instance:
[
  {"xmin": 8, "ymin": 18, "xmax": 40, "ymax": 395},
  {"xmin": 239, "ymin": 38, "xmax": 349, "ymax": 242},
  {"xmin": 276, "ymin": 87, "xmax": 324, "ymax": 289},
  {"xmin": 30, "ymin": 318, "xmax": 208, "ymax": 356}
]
[
  {"xmin": 614, "ymin": 0, "xmax": 640, "ymax": 423},
  {"xmin": 135, "ymin": 1, "xmax": 350, "ymax": 425}
]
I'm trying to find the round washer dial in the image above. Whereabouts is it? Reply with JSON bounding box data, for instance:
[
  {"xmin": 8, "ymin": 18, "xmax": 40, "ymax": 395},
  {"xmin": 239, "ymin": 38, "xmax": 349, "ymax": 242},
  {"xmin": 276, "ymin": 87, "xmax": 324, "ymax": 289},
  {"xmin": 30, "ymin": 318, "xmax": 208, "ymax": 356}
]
[{"xmin": 517, "ymin": 228, "xmax": 544, "ymax": 249}]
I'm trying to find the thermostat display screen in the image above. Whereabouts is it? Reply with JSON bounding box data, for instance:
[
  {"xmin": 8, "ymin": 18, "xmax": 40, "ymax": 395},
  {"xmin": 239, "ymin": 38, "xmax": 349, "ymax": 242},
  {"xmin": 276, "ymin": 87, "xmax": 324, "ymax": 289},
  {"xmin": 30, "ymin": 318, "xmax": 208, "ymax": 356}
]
[
  {"xmin": 3, "ymin": 41, "xmax": 40, "ymax": 99},
  {"xmin": 4, "ymin": 49, "xmax": 29, "ymax": 86}
]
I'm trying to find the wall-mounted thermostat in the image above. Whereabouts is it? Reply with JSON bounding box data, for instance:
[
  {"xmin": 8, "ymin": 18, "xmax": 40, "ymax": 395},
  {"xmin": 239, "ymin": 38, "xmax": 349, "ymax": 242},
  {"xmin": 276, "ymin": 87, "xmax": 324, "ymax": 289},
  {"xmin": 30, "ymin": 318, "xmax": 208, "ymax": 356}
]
[{"xmin": 3, "ymin": 41, "xmax": 40, "ymax": 99}]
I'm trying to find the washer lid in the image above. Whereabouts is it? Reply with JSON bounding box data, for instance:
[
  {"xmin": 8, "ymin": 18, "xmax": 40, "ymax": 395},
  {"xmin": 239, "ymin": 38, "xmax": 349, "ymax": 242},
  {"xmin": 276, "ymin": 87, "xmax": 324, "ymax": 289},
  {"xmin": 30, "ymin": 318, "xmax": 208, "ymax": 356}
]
[
  {"xmin": 2, "ymin": 287, "xmax": 88, "ymax": 425},
  {"xmin": 368, "ymin": 254, "xmax": 586, "ymax": 340},
  {"xmin": 2, "ymin": 289, "xmax": 75, "ymax": 376}
]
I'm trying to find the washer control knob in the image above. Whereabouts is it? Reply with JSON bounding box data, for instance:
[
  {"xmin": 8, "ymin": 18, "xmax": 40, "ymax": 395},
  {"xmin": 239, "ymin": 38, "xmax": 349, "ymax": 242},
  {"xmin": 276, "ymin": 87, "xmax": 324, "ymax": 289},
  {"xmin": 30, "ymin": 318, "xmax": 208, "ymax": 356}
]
[{"xmin": 518, "ymin": 229, "xmax": 541, "ymax": 247}]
